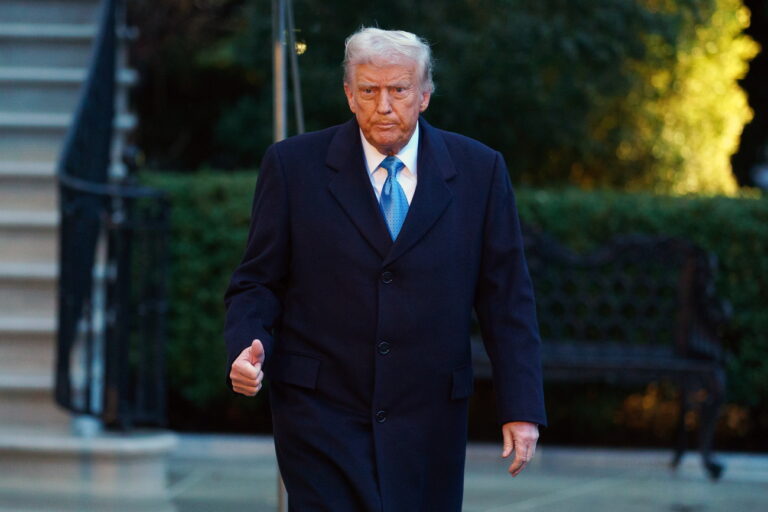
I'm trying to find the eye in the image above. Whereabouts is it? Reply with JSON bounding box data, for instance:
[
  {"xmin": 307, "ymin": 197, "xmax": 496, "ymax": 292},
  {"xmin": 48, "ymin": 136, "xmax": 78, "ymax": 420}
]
[{"xmin": 391, "ymin": 86, "xmax": 410, "ymax": 98}]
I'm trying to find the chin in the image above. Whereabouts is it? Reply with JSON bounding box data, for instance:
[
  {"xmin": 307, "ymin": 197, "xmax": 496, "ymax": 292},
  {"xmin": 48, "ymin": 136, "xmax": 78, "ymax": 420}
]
[{"xmin": 373, "ymin": 136, "xmax": 403, "ymax": 150}]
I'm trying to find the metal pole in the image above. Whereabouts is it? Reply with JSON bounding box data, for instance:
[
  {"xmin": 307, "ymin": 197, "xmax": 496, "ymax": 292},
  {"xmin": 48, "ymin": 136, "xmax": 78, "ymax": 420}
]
[
  {"xmin": 278, "ymin": 473, "xmax": 288, "ymax": 512},
  {"xmin": 273, "ymin": 4, "xmax": 289, "ymax": 510},
  {"xmin": 272, "ymin": 0, "xmax": 287, "ymax": 142},
  {"xmin": 285, "ymin": 0, "xmax": 305, "ymax": 134}
]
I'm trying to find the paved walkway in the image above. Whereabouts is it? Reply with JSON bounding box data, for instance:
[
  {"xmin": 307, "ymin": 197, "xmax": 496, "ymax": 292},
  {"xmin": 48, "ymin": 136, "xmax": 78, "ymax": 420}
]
[{"xmin": 168, "ymin": 434, "xmax": 768, "ymax": 512}]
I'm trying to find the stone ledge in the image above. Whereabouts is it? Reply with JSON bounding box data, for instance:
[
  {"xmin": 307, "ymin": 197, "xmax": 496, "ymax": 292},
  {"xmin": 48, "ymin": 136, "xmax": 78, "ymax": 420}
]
[
  {"xmin": 0, "ymin": 374, "xmax": 52, "ymax": 391},
  {"xmin": 0, "ymin": 428, "xmax": 177, "ymax": 456},
  {"xmin": 0, "ymin": 315, "xmax": 55, "ymax": 333},
  {"xmin": 0, "ymin": 23, "xmax": 96, "ymax": 40},
  {"xmin": 0, "ymin": 429, "xmax": 177, "ymax": 500},
  {"xmin": 0, "ymin": 67, "xmax": 138, "ymax": 85},
  {"xmin": 0, "ymin": 487, "xmax": 176, "ymax": 512},
  {"xmin": 0, "ymin": 111, "xmax": 136, "ymax": 130},
  {"xmin": 0, "ymin": 261, "xmax": 57, "ymax": 279},
  {"xmin": 0, "ymin": 160, "xmax": 55, "ymax": 177},
  {"xmin": 0, "ymin": 209, "xmax": 58, "ymax": 227}
]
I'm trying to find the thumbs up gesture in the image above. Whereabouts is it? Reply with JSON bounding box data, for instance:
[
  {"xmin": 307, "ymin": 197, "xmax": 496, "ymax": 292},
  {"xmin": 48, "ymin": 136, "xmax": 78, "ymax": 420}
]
[{"xmin": 230, "ymin": 339, "xmax": 265, "ymax": 396}]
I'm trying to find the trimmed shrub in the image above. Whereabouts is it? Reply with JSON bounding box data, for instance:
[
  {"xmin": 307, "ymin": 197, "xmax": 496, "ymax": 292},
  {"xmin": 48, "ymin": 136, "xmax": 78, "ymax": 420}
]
[{"xmin": 143, "ymin": 171, "xmax": 256, "ymax": 408}]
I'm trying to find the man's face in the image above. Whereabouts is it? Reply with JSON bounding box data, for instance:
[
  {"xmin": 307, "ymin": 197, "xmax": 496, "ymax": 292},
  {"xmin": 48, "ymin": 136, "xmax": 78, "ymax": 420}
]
[{"xmin": 344, "ymin": 59, "xmax": 431, "ymax": 155}]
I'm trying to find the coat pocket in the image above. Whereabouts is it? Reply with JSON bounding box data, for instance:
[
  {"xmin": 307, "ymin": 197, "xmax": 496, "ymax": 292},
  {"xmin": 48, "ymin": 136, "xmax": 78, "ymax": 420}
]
[
  {"xmin": 451, "ymin": 365, "xmax": 474, "ymax": 400},
  {"xmin": 269, "ymin": 352, "xmax": 321, "ymax": 390}
]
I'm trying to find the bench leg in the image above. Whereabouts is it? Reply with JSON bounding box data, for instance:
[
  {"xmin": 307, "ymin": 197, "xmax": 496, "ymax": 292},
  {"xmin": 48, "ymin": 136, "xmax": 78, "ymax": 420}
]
[
  {"xmin": 670, "ymin": 384, "xmax": 688, "ymax": 469},
  {"xmin": 698, "ymin": 370, "xmax": 726, "ymax": 480}
]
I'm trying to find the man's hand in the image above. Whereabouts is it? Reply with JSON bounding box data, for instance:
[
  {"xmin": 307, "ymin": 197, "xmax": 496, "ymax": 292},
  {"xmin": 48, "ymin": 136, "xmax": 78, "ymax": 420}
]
[
  {"xmin": 230, "ymin": 339, "xmax": 265, "ymax": 396},
  {"xmin": 501, "ymin": 421, "xmax": 539, "ymax": 477}
]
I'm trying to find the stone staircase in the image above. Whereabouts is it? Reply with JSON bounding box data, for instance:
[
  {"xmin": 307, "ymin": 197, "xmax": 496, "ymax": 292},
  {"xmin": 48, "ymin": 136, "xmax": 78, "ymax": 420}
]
[{"xmin": 0, "ymin": 1, "xmax": 175, "ymax": 510}]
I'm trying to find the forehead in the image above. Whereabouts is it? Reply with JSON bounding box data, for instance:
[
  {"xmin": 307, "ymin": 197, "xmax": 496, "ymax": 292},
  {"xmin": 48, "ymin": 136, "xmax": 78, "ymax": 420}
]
[{"xmin": 351, "ymin": 58, "xmax": 420, "ymax": 85}]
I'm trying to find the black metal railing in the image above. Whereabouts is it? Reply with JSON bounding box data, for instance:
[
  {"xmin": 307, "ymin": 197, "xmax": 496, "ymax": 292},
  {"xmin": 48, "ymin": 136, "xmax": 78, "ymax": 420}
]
[{"xmin": 55, "ymin": 0, "xmax": 169, "ymax": 429}]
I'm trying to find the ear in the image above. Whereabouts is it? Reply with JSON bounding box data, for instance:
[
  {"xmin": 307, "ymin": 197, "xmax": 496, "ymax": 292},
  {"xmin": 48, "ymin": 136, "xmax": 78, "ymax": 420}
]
[
  {"xmin": 343, "ymin": 83, "xmax": 356, "ymax": 113},
  {"xmin": 419, "ymin": 90, "xmax": 431, "ymax": 113}
]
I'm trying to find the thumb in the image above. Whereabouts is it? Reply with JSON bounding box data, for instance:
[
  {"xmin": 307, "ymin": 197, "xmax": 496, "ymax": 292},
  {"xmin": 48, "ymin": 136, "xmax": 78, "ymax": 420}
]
[
  {"xmin": 502, "ymin": 426, "xmax": 513, "ymax": 458},
  {"xmin": 249, "ymin": 339, "xmax": 265, "ymax": 366}
]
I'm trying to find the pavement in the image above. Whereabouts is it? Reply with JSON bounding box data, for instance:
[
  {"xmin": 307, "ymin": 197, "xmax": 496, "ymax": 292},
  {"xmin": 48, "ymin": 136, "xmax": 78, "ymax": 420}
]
[{"xmin": 168, "ymin": 434, "xmax": 768, "ymax": 512}]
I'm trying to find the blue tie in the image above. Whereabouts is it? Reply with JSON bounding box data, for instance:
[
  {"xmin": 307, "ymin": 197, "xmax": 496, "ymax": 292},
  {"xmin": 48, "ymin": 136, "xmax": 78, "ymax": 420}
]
[{"xmin": 378, "ymin": 156, "xmax": 408, "ymax": 240}]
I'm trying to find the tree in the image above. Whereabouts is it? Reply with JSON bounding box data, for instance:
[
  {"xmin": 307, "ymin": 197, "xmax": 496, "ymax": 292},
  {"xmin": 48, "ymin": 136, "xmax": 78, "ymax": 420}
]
[{"xmin": 130, "ymin": 0, "xmax": 759, "ymax": 194}]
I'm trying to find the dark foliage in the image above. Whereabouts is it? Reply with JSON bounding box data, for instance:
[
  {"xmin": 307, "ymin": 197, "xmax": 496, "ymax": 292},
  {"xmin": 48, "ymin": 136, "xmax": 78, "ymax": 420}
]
[
  {"xmin": 130, "ymin": 0, "xmax": 757, "ymax": 193},
  {"xmin": 733, "ymin": 0, "xmax": 768, "ymax": 186}
]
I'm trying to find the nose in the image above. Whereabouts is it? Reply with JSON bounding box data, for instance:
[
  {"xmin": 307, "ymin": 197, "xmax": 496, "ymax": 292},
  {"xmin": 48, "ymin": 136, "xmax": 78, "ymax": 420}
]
[{"xmin": 376, "ymin": 90, "xmax": 392, "ymax": 114}]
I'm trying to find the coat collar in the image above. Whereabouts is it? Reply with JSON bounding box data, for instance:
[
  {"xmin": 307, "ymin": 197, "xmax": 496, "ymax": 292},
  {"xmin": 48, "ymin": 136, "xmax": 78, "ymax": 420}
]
[{"xmin": 326, "ymin": 117, "xmax": 456, "ymax": 264}]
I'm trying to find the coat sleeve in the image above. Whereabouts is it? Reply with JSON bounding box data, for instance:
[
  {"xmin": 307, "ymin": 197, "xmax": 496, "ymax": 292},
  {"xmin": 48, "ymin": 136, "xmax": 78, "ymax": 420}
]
[
  {"xmin": 223, "ymin": 144, "xmax": 290, "ymax": 386},
  {"xmin": 474, "ymin": 152, "xmax": 547, "ymax": 426}
]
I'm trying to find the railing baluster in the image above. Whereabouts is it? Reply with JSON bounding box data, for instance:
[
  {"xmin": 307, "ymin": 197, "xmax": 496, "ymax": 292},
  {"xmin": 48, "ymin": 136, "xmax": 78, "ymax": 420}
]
[{"xmin": 55, "ymin": 0, "xmax": 169, "ymax": 430}]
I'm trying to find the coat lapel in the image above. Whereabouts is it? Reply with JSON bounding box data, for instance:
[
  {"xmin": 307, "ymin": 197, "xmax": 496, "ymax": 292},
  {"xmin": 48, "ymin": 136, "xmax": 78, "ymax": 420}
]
[
  {"xmin": 326, "ymin": 117, "xmax": 457, "ymax": 264},
  {"xmin": 326, "ymin": 119, "xmax": 392, "ymax": 259},
  {"xmin": 384, "ymin": 118, "xmax": 457, "ymax": 266}
]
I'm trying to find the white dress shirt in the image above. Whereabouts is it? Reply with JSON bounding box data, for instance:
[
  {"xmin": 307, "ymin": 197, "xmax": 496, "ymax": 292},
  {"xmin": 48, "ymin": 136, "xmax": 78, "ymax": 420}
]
[{"xmin": 359, "ymin": 125, "xmax": 419, "ymax": 205}]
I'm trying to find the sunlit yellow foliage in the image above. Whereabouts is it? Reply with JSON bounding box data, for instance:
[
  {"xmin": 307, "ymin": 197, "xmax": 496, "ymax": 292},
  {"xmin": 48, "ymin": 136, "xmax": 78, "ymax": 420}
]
[
  {"xmin": 620, "ymin": 0, "xmax": 759, "ymax": 194},
  {"xmin": 615, "ymin": 382, "xmax": 753, "ymax": 439},
  {"xmin": 615, "ymin": 383, "xmax": 680, "ymax": 438}
]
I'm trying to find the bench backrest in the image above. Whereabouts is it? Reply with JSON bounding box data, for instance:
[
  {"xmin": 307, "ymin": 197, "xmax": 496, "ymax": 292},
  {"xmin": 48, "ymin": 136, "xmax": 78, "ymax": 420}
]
[{"xmin": 522, "ymin": 230, "xmax": 722, "ymax": 358}]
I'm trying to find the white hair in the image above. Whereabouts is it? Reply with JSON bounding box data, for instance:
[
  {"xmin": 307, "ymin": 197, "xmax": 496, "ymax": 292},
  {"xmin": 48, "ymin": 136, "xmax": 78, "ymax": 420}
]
[{"xmin": 343, "ymin": 27, "xmax": 435, "ymax": 93}]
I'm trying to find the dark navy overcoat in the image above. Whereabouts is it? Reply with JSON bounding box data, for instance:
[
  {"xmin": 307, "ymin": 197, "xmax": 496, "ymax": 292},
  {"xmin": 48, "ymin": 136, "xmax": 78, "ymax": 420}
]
[{"xmin": 224, "ymin": 117, "xmax": 546, "ymax": 512}]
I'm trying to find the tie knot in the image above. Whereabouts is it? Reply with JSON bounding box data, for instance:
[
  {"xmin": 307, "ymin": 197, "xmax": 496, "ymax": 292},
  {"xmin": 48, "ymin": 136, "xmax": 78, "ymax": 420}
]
[{"xmin": 379, "ymin": 156, "xmax": 404, "ymax": 177}]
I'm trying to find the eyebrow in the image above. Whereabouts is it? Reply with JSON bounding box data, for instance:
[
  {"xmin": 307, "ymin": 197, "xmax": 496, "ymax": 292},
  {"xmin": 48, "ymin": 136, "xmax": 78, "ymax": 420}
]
[{"xmin": 357, "ymin": 82, "xmax": 412, "ymax": 89}]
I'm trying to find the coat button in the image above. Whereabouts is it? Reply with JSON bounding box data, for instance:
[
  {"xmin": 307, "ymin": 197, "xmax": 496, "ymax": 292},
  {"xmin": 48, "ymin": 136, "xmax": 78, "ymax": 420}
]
[
  {"xmin": 377, "ymin": 341, "xmax": 391, "ymax": 355},
  {"xmin": 375, "ymin": 410, "xmax": 387, "ymax": 423},
  {"xmin": 381, "ymin": 271, "xmax": 393, "ymax": 284}
]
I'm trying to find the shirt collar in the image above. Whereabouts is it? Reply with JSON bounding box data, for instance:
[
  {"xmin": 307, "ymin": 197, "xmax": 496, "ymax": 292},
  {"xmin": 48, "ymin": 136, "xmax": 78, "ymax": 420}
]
[{"xmin": 360, "ymin": 123, "xmax": 419, "ymax": 178}]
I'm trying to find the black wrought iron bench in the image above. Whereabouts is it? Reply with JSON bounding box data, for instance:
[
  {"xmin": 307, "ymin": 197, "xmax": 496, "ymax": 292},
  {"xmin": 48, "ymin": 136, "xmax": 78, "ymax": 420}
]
[{"xmin": 472, "ymin": 229, "xmax": 729, "ymax": 479}]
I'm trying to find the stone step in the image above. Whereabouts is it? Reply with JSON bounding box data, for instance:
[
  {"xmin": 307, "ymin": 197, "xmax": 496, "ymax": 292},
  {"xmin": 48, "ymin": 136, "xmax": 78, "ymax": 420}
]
[
  {"xmin": 0, "ymin": 428, "xmax": 176, "ymax": 507},
  {"xmin": 0, "ymin": 23, "xmax": 96, "ymax": 69},
  {"xmin": 0, "ymin": 111, "xmax": 136, "ymax": 130},
  {"xmin": 0, "ymin": 125, "xmax": 66, "ymax": 162},
  {"xmin": 0, "ymin": 373, "xmax": 54, "ymax": 390},
  {"xmin": 0, "ymin": 66, "xmax": 138, "ymax": 85},
  {"xmin": 0, "ymin": 210, "xmax": 58, "ymax": 263},
  {"xmin": 0, "ymin": 160, "xmax": 55, "ymax": 177},
  {"xmin": 0, "ymin": 1, "xmax": 100, "ymax": 25},
  {"xmin": 0, "ymin": 113, "xmax": 135, "ymax": 162},
  {"xmin": 0, "ymin": 262, "xmax": 58, "ymax": 318},
  {"xmin": 0, "ymin": 318, "xmax": 108, "ymax": 384},
  {"xmin": 0, "ymin": 23, "xmax": 97, "ymax": 39},
  {"xmin": 0, "ymin": 67, "xmax": 138, "ymax": 114},
  {"xmin": 0, "ymin": 315, "xmax": 110, "ymax": 380},
  {"xmin": 0, "ymin": 81, "xmax": 82, "ymax": 114},
  {"xmin": 0, "ymin": 165, "xmax": 57, "ymax": 211},
  {"xmin": 0, "ymin": 376, "xmax": 71, "ymax": 430},
  {"xmin": 0, "ymin": 316, "xmax": 56, "ymax": 379},
  {"xmin": 0, "ymin": 159, "xmax": 127, "ymax": 182}
]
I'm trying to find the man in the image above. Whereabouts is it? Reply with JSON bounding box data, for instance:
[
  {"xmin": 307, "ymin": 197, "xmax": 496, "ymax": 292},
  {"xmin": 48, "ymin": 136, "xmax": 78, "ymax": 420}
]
[{"xmin": 225, "ymin": 27, "xmax": 546, "ymax": 511}]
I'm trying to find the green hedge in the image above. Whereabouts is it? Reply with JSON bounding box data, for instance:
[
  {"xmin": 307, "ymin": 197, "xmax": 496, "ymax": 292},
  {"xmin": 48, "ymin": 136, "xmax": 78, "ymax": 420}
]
[
  {"xmin": 143, "ymin": 171, "xmax": 257, "ymax": 409},
  {"xmin": 145, "ymin": 171, "xmax": 768, "ymax": 427}
]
